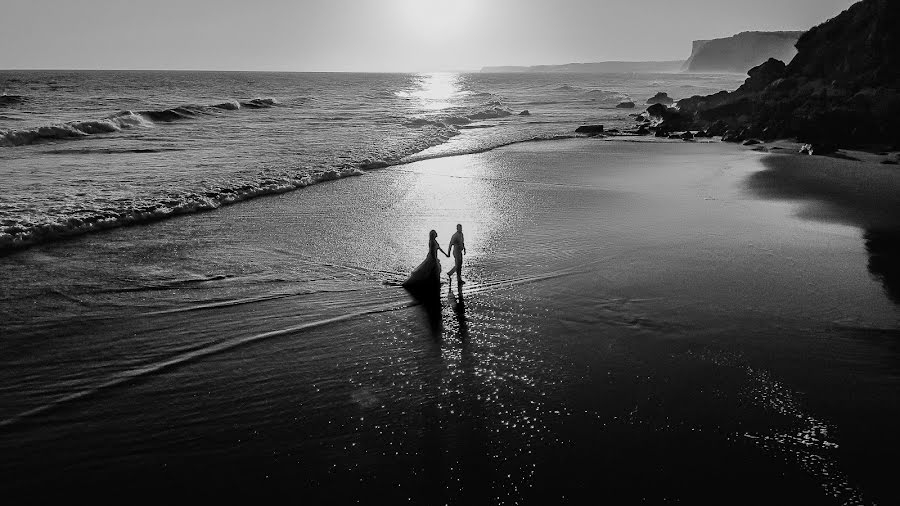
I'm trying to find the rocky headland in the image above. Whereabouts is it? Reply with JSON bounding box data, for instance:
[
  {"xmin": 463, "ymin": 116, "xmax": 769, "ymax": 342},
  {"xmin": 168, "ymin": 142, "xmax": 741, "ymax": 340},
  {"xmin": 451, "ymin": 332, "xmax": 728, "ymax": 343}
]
[
  {"xmin": 682, "ymin": 31, "xmax": 804, "ymax": 74},
  {"xmin": 646, "ymin": 0, "xmax": 900, "ymax": 152}
]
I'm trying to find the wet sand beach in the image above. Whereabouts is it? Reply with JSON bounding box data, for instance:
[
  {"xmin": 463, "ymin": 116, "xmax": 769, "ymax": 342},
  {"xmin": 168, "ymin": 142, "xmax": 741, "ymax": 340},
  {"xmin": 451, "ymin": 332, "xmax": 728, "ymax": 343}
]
[{"xmin": 1, "ymin": 138, "xmax": 898, "ymax": 504}]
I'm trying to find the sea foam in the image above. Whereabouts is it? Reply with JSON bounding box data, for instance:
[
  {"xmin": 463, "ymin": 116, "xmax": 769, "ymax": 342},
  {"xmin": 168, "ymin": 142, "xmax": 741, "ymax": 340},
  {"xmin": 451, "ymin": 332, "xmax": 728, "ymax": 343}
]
[
  {"xmin": 0, "ymin": 98, "xmax": 277, "ymax": 147},
  {"xmin": 0, "ymin": 167, "xmax": 365, "ymax": 251}
]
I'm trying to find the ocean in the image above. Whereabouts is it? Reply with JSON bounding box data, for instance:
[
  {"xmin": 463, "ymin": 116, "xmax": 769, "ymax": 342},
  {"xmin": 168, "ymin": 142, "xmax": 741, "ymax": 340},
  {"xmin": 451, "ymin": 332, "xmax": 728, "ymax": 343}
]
[
  {"xmin": 2, "ymin": 72, "xmax": 898, "ymax": 504},
  {"xmin": 0, "ymin": 70, "xmax": 743, "ymax": 251}
]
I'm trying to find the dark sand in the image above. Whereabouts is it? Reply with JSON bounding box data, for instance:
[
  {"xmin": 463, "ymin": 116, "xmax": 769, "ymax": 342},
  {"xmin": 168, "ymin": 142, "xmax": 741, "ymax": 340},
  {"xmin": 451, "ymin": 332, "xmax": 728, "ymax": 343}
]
[{"xmin": 0, "ymin": 139, "xmax": 897, "ymax": 504}]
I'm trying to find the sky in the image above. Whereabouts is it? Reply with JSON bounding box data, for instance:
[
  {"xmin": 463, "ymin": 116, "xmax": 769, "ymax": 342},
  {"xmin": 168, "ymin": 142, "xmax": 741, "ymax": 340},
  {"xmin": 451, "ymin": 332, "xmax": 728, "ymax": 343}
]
[{"xmin": 0, "ymin": 0, "xmax": 859, "ymax": 72}]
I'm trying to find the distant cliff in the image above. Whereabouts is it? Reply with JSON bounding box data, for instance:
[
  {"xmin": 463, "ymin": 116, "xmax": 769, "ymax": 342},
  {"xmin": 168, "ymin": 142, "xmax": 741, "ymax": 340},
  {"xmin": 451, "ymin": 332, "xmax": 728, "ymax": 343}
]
[
  {"xmin": 481, "ymin": 61, "xmax": 683, "ymax": 74},
  {"xmin": 683, "ymin": 31, "xmax": 804, "ymax": 74},
  {"xmin": 670, "ymin": 0, "xmax": 900, "ymax": 149}
]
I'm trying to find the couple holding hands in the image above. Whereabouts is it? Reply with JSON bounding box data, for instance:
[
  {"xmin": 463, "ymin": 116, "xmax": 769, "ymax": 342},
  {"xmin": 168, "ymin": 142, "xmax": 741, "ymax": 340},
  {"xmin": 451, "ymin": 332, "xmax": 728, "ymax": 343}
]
[{"xmin": 402, "ymin": 224, "xmax": 466, "ymax": 290}]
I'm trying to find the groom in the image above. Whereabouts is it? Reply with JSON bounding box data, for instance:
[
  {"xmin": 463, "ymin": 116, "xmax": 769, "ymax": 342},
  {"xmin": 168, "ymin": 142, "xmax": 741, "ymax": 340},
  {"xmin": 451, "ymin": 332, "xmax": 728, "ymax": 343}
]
[{"xmin": 447, "ymin": 224, "xmax": 466, "ymax": 286}]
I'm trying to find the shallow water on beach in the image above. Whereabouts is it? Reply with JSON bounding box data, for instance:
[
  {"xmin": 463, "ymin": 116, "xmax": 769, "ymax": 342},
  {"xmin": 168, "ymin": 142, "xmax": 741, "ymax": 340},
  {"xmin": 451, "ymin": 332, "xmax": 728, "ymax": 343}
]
[
  {"xmin": 0, "ymin": 70, "xmax": 743, "ymax": 251},
  {"xmin": 1, "ymin": 139, "xmax": 897, "ymax": 503}
]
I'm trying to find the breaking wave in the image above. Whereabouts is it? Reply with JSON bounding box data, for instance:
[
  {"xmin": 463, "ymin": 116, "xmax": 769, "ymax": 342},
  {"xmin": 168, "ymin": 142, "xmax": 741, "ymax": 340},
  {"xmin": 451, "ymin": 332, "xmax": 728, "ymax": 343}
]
[
  {"xmin": 0, "ymin": 126, "xmax": 570, "ymax": 254},
  {"xmin": 0, "ymin": 70, "xmax": 752, "ymax": 255},
  {"xmin": 240, "ymin": 97, "xmax": 278, "ymax": 108},
  {"xmin": 0, "ymin": 112, "xmax": 152, "ymax": 147},
  {"xmin": 468, "ymin": 107, "xmax": 513, "ymax": 120},
  {"xmin": 405, "ymin": 118, "xmax": 447, "ymax": 128},
  {"xmin": 404, "ymin": 106, "xmax": 516, "ymax": 129},
  {"xmin": 584, "ymin": 89, "xmax": 631, "ymax": 104},
  {"xmin": 0, "ymin": 97, "xmax": 278, "ymax": 147}
]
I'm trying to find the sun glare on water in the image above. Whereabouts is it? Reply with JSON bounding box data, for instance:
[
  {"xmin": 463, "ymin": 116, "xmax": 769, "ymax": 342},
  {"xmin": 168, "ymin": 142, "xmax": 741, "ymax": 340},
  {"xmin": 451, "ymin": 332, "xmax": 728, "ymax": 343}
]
[{"xmin": 412, "ymin": 72, "xmax": 462, "ymax": 110}]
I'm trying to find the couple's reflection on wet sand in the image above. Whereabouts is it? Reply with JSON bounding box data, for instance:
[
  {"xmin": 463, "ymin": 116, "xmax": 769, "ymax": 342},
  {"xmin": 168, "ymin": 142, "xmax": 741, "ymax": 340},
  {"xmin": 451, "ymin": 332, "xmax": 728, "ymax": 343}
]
[
  {"xmin": 403, "ymin": 282, "xmax": 468, "ymax": 339},
  {"xmin": 447, "ymin": 284, "xmax": 469, "ymax": 340}
]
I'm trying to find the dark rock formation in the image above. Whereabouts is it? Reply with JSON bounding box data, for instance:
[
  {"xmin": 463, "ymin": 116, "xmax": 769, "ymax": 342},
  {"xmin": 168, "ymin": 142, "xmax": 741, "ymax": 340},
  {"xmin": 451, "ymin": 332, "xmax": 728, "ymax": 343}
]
[
  {"xmin": 740, "ymin": 58, "xmax": 787, "ymax": 92},
  {"xmin": 519, "ymin": 110, "xmax": 531, "ymax": 116},
  {"xmin": 629, "ymin": 124, "xmax": 650, "ymax": 136},
  {"xmin": 706, "ymin": 121, "xmax": 729, "ymax": 136},
  {"xmin": 646, "ymin": 104, "xmax": 667, "ymax": 118},
  {"xmin": 721, "ymin": 130, "xmax": 746, "ymax": 143},
  {"xmin": 646, "ymin": 92, "xmax": 674, "ymax": 105},
  {"xmin": 575, "ymin": 125, "xmax": 605, "ymax": 135},
  {"xmin": 646, "ymin": 104, "xmax": 694, "ymax": 132},
  {"xmin": 683, "ymin": 31, "xmax": 804, "ymax": 74},
  {"xmin": 676, "ymin": 0, "xmax": 900, "ymax": 150},
  {"xmin": 616, "ymin": 101, "xmax": 636, "ymax": 109}
]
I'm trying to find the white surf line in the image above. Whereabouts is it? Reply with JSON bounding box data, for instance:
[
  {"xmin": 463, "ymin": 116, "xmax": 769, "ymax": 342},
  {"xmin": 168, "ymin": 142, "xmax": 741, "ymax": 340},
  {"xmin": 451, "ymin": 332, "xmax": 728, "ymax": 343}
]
[
  {"xmin": 398, "ymin": 134, "xmax": 579, "ymax": 165},
  {"xmin": 0, "ymin": 268, "xmax": 579, "ymax": 431}
]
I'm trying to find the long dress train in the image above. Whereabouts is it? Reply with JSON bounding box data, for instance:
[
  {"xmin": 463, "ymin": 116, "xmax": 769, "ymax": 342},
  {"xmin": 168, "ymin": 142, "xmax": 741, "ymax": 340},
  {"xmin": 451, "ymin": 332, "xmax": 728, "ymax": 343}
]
[{"xmin": 403, "ymin": 238, "xmax": 442, "ymax": 289}]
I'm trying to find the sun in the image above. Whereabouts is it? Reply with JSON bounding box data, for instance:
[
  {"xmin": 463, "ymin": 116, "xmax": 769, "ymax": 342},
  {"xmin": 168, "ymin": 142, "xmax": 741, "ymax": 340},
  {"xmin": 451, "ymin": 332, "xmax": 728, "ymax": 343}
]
[{"xmin": 393, "ymin": 0, "xmax": 478, "ymax": 41}]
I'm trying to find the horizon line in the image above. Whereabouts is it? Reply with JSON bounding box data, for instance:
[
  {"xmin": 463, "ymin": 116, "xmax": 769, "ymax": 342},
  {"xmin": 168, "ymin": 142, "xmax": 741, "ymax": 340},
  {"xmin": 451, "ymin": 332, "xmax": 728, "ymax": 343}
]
[{"xmin": 0, "ymin": 60, "xmax": 689, "ymax": 75}]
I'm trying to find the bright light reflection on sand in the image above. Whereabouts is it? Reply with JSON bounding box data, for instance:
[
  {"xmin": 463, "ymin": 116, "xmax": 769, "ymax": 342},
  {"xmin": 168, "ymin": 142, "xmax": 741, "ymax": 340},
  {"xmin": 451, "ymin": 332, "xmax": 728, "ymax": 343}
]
[{"xmin": 393, "ymin": 155, "xmax": 500, "ymax": 276}]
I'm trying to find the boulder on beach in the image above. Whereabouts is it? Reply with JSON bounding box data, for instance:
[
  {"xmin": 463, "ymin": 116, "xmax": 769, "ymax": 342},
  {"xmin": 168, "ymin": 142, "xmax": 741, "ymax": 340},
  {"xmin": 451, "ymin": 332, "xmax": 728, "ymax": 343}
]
[
  {"xmin": 575, "ymin": 125, "xmax": 605, "ymax": 135},
  {"xmin": 800, "ymin": 143, "xmax": 838, "ymax": 156},
  {"xmin": 646, "ymin": 104, "xmax": 693, "ymax": 132},
  {"xmin": 646, "ymin": 92, "xmax": 674, "ymax": 105},
  {"xmin": 616, "ymin": 101, "xmax": 636, "ymax": 109},
  {"xmin": 646, "ymin": 103, "xmax": 668, "ymax": 118}
]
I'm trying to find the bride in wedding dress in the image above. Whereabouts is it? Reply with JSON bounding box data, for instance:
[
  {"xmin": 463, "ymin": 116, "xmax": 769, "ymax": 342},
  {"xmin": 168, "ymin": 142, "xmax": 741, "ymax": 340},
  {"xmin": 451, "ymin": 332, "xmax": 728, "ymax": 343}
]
[{"xmin": 403, "ymin": 229, "xmax": 448, "ymax": 289}]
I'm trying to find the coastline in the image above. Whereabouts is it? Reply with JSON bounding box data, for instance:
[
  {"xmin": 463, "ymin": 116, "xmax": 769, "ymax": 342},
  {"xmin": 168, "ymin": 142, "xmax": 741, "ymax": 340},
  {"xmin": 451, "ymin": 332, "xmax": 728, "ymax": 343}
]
[
  {"xmin": 1, "ymin": 137, "xmax": 897, "ymax": 503},
  {"xmin": 1, "ymin": 70, "xmax": 748, "ymax": 255},
  {"xmin": 3, "ymin": 0, "xmax": 898, "ymax": 502},
  {"xmin": 5, "ymin": 130, "xmax": 896, "ymax": 255}
]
